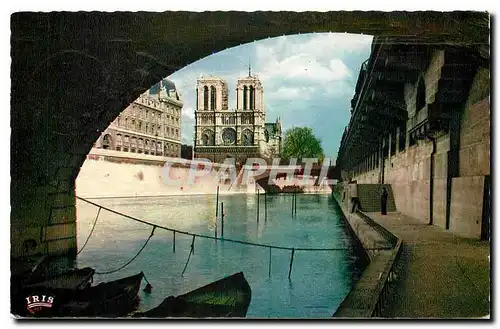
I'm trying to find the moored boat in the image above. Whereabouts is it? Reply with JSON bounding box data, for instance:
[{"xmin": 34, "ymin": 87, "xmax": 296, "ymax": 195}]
[
  {"xmin": 23, "ymin": 267, "xmax": 96, "ymax": 290},
  {"xmin": 133, "ymin": 272, "xmax": 251, "ymax": 318},
  {"xmin": 58, "ymin": 271, "xmax": 144, "ymax": 317},
  {"xmin": 15, "ymin": 272, "xmax": 144, "ymax": 317}
]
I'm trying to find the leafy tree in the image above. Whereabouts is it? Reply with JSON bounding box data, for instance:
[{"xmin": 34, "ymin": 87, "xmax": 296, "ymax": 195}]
[{"xmin": 282, "ymin": 127, "xmax": 324, "ymax": 162}]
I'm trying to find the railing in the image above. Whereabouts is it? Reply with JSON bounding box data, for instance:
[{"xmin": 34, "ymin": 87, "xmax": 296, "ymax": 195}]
[{"xmin": 371, "ymin": 239, "xmax": 403, "ymax": 317}]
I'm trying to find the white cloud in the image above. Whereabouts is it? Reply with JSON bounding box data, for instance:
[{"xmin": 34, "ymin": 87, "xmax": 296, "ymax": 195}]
[
  {"xmin": 270, "ymin": 86, "xmax": 317, "ymax": 101},
  {"xmin": 182, "ymin": 106, "xmax": 195, "ymax": 120},
  {"xmin": 253, "ymin": 33, "xmax": 369, "ymax": 99}
]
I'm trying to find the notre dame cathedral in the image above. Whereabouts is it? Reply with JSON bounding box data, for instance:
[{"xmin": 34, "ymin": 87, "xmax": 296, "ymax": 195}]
[{"xmin": 193, "ymin": 71, "xmax": 282, "ymax": 164}]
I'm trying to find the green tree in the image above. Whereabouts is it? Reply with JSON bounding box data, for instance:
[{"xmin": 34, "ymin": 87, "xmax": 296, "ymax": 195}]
[{"xmin": 282, "ymin": 127, "xmax": 324, "ymax": 161}]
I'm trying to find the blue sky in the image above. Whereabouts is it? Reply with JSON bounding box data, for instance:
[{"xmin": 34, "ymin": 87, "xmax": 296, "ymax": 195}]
[{"xmin": 168, "ymin": 33, "xmax": 373, "ymax": 158}]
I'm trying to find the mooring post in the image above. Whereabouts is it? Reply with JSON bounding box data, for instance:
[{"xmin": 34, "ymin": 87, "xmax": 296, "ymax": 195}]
[
  {"xmin": 257, "ymin": 189, "xmax": 260, "ymax": 222},
  {"xmin": 268, "ymin": 247, "xmax": 272, "ymax": 277},
  {"xmin": 264, "ymin": 191, "xmax": 268, "ymax": 221},
  {"xmin": 216, "ymin": 185, "xmax": 219, "ymax": 219},
  {"xmin": 294, "ymin": 191, "xmax": 297, "ymax": 216},
  {"xmin": 288, "ymin": 248, "xmax": 295, "ymax": 279},
  {"xmin": 173, "ymin": 231, "xmax": 176, "ymax": 253},
  {"xmin": 291, "ymin": 192, "xmax": 294, "ymax": 217},
  {"xmin": 221, "ymin": 202, "xmax": 224, "ymax": 238}
]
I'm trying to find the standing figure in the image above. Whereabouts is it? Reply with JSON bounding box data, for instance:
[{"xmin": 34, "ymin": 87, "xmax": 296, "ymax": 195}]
[
  {"xmin": 350, "ymin": 182, "xmax": 360, "ymax": 213},
  {"xmin": 381, "ymin": 187, "xmax": 388, "ymax": 215}
]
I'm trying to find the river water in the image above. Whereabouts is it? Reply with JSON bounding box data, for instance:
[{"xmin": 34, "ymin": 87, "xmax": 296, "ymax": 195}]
[{"xmin": 75, "ymin": 193, "xmax": 367, "ymax": 318}]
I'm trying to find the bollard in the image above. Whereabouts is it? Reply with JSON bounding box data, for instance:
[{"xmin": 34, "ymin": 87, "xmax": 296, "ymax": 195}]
[
  {"xmin": 221, "ymin": 202, "xmax": 224, "ymax": 237},
  {"xmin": 294, "ymin": 192, "xmax": 297, "ymax": 216},
  {"xmin": 216, "ymin": 186, "xmax": 219, "ymax": 219},
  {"xmin": 268, "ymin": 247, "xmax": 272, "ymax": 277},
  {"xmin": 265, "ymin": 191, "xmax": 268, "ymax": 221},
  {"xmin": 257, "ymin": 190, "xmax": 260, "ymax": 222}
]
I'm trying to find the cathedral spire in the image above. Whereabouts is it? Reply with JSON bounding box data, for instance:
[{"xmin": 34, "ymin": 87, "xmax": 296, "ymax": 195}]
[{"xmin": 248, "ymin": 54, "xmax": 252, "ymax": 77}]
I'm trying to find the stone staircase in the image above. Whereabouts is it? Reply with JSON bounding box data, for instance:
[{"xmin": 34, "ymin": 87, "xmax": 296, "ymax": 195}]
[
  {"xmin": 357, "ymin": 184, "xmax": 397, "ymax": 212},
  {"xmin": 333, "ymin": 183, "xmax": 397, "ymax": 213}
]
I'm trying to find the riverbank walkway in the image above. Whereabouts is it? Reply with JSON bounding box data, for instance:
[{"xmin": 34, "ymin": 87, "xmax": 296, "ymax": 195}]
[{"xmin": 366, "ymin": 212, "xmax": 490, "ymax": 318}]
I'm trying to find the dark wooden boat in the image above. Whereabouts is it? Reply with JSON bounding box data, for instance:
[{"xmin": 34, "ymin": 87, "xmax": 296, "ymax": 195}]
[
  {"xmin": 11, "ymin": 267, "xmax": 96, "ymax": 316},
  {"xmin": 15, "ymin": 272, "xmax": 144, "ymax": 317},
  {"xmin": 58, "ymin": 271, "xmax": 144, "ymax": 317},
  {"xmin": 134, "ymin": 272, "xmax": 251, "ymax": 318},
  {"xmin": 23, "ymin": 267, "xmax": 95, "ymax": 290}
]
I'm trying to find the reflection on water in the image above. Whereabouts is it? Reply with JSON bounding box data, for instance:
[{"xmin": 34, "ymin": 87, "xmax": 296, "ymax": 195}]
[{"xmin": 76, "ymin": 194, "xmax": 367, "ymax": 318}]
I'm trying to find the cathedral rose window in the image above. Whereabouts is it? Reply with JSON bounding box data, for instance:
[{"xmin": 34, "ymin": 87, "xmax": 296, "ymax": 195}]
[{"xmin": 222, "ymin": 128, "xmax": 236, "ymax": 145}]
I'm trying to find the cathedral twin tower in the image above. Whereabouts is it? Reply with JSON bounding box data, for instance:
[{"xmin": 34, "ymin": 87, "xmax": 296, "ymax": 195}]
[{"xmin": 194, "ymin": 72, "xmax": 282, "ymax": 164}]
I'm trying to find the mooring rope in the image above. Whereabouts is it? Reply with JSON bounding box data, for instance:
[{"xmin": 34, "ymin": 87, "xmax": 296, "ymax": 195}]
[
  {"xmin": 76, "ymin": 207, "xmax": 101, "ymax": 255},
  {"xmin": 95, "ymin": 226, "xmax": 156, "ymax": 275},
  {"xmin": 76, "ymin": 196, "xmax": 389, "ymax": 252},
  {"xmin": 76, "ymin": 195, "xmax": 393, "ymax": 277}
]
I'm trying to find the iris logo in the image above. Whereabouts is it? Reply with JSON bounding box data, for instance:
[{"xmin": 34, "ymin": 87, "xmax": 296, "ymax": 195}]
[{"xmin": 25, "ymin": 295, "xmax": 54, "ymax": 314}]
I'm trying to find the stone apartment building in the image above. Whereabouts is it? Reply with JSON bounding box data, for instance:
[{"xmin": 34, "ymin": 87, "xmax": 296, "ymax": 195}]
[{"xmin": 94, "ymin": 78, "xmax": 183, "ymax": 157}]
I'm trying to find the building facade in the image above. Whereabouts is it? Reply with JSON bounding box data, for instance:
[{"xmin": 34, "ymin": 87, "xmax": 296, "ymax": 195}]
[
  {"xmin": 193, "ymin": 73, "xmax": 282, "ymax": 163},
  {"xmin": 94, "ymin": 79, "xmax": 183, "ymax": 157}
]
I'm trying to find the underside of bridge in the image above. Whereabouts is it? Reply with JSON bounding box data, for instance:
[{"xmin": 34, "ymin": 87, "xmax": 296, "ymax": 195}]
[{"xmin": 10, "ymin": 11, "xmax": 489, "ymax": 259}]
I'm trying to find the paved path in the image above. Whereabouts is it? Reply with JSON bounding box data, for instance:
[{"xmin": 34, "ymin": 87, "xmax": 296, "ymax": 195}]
[{"xmin": 366, "ymin": 212, "xmax": 490, "ymax": 318}]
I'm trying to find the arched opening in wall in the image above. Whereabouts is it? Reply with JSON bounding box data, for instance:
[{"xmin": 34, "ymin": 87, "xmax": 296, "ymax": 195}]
[
  {"xmin": 203, "ymin": 86, "xmax": 209, "ymax": 110},
  {"xmin": 10, "ymin": 11, "xmax": 491, "ymax": 319},
  {"xmin": 102, "ymin": 134, "xmax": 112, "ymax": 149},
  {"xmin": 73, "ymin": 32, "xmax": 386, "ymax": 317},
  {"xmin": 210, "ymin": 86, "xmax": 217, "ymax": 110},
  {"xmin": 243, "ymin": 85, "xmax": 248, "ymax": 110},
  {"xmin": 249, "ymin": 86, "xmax": 255, "ymax": 110},
  {"xmin": 243, "ymin": 129, "xmax": 254, "ymax": 146}
]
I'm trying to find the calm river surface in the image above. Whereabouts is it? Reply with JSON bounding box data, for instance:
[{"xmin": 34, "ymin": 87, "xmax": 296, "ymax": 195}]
[{"xmin": 75, "ymin": 193, "xmax": 367, "ymax": 318}]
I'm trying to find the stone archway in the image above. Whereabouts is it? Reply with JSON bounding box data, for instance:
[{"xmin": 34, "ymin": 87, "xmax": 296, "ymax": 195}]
[{"xmin": 10, "ymin": 11, "xmax": 488, "ymax": 259}]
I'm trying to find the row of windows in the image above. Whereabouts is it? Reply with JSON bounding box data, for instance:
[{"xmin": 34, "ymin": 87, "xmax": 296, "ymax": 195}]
[
  {"xmin": 115, "ymin": 117, "xmax": 179, "ymax": 138},
  {"xmin": 196, "ymin": 115, "xmax": 254, "ymax": 125},
  {"xmin": 198, "ymin": 129, "xmax": 254, "ymax": 146},
  {"xmin": 112, "ymin": 133, "xmax": 180, "ymax": 154},
  {"xmin": 203, "ymin": 86, "xmax": 217, "ymax": 110},
  {"xmin": 134, "ymin": 99, "xmax": 181, "ymax": 116},
  {"xmin": 126, "ymin": 103, "xmax": 181, "ymax": 123}
]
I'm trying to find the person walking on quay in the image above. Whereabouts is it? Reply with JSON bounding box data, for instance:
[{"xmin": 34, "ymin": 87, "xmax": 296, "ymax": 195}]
[
  {"xmin": 349, "ymin": 182, "xmax": 360, "ymax": 213},
  {"xmin": 381, "ymin": 187, "xmax": 388, "ymax": 215}
]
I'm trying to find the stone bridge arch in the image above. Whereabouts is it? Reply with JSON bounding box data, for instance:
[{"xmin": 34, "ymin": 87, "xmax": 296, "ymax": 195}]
[{"xmin": 10, "ymin": 11, "xmax": 488, "ymax": 259}]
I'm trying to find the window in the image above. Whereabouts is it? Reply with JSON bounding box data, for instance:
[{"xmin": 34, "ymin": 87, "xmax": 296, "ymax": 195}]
[
  {"xmin": 203, "ymin": 86, "xmax": 209, "ymax": 110},
  {"xmin": 249, "ymin": 86, "xmax": 255, "ymax": 110},
  {"xmin": 210, "ymin": 86, "xmax": 217, "ymax": 110},
  {"xmin": 243, "ymin": 86, "xmax": 248, "ymax": 110}
]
